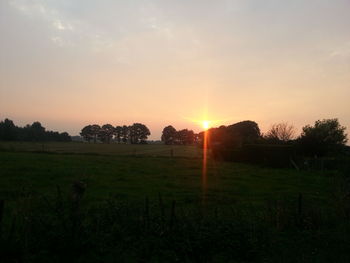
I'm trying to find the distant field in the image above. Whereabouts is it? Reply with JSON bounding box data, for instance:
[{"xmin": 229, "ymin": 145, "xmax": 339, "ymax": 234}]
[
  {"xmin": 0, "ymin": 141, "xmax": 202, "ymax": 158},
  {"xmin": 0, "ymin": 142, "xmax": 335, "ymax": 209}
]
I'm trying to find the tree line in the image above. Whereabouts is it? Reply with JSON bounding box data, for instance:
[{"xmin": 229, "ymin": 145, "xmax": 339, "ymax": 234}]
[
  {"xmin": 161, "ymin": 126, "xmax": 199, "ymax": 145},
  {"xmin": 1, "ymin": 117, "xmax": 347, "ymax": 157},
  {"xmin": 161, "ymin": 119, "xmax": 348, "ymax": 157},
  {"xmin": 0, "ymin": 118, "xmax": 71, "ymax": 142},
  {"xmin": 80, "ymin": 123, "xmax": 150, "ymax": 144},
  {"xmin": 161, "ymin": 121, "xmax": 263, "ymax": 147}
]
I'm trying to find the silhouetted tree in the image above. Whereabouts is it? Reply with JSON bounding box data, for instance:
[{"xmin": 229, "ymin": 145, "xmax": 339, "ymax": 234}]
[
  {"xmin": 98, "ymin": 124, "xmax": 115, "ymax": 143},
  {"xmin": 0, "ymin": 118, "xmax": 71, "ymax": 142},
  {"xmin": 58, "ymin": 132, "xmax": 71, "ymax": 142},
  {"xmin": 90, "ymin": 124, "xmax": 101, "ymax": 143},
  {"xmin": 177, "ymin": 129, "xmax": 195, "ymax": 145},
  {"xmin": 204, "ymin": 125, "xmax": 229, "ymax": 147},
  {"xmin": 193, "ymin": 133, "xmax": 200, "ymax": 144},
  {"xmin": 265, "ymin": 123, "xmax": 296, "ymax": 143},
  {"xmin": 161, "ymin": 125, "xmax": 177, "ymax": 145},
  {"xmin": 121, "ymin": 125, "xmax": 129, "ymax": 143},
  {"xmin": 80, "ymin": 125, "xmax": 94, "ymax": 142},
  {"xmin": 115, "ymin": 126, "xmax": 123, "ymax": 143},
  {"xmin": 226, "ymin": 121, "xmax": 261, "ymax": 146},
  {"xmin": 298, "ymin": 118, "xmax": 348, "ymax": 156},
  {"xmin": 129, "ymin": 123, "xmax": 150, "ymax": 144},
  {"xmin": 207, "ymin": 121, "xmax": 261, "ymax": 148},
  {"xmin": 0, "ymin": 119, "xmax": 17, "ymax": 141},
  {"xmin": 30, "ymin": 122, "xmax": 46, "ymax": 141}
]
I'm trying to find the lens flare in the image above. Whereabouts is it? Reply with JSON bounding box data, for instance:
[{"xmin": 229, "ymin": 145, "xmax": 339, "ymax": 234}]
[
  {"xmin": 202, "ymin": 128, "xmax": 208, "ymax": 205},
  {"xmin": 183, "ymin": 115, "xmax": 228, "ymax": 206},
  {"xmin": 202, "ymin": 120, "xmax": 210, "ymax": 130}
]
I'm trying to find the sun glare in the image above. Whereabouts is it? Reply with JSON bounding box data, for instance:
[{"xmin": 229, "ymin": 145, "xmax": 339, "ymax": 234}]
[{"xmin": 202, "ymin": 120, "xmax": 210, "ymax": 130}]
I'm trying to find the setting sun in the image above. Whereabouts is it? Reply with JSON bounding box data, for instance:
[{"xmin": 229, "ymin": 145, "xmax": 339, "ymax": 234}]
[{"xmin": 202, "ymin": 120, "xmax": 210, "ymax": 130}]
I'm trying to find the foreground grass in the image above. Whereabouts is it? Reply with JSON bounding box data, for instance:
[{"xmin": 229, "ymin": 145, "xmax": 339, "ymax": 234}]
[
  {"xmin": 1, "ymin": 185, "xmax": 349, "ymax": 263},
  {"xmin": 0, "ymin": 144, "xmax": 348, "ymax": 262},
  {"xmin": 0, "ymin": 150, "xmax": 334, "ymax": 208}
]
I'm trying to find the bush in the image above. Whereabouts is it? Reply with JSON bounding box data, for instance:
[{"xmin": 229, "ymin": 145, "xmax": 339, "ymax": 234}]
[
  {"xmin": 298, "ymin": 119, "xmax": 347, "ymax": 156},
  {"xmin": 212, "ymin": 144, "xmax": 296, "ymax": 168}
]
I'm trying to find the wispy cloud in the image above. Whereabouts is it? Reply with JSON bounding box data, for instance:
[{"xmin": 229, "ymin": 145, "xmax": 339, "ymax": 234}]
[
  {"xmin": 9, "ymin": 0, "xmax": 78, "ymax": 46},
  {"xmin": 7, "ymin": 0, "xmax": 206, "ymax": 66},
  {"xmin": 52, "ymin": 19, "xmax": 73, "ymax": 31},
  {"xmin": 329, "ymin": 42, "xmax": 350, "ymax": 60},
  {"xmin": 7, "ymin": 0, "xmax": 184, "ymax": 54}
]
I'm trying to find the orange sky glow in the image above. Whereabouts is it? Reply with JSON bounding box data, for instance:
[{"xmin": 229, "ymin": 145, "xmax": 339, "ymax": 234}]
[{"xmin": 0, "ymin": 0, "xmax": 349, "ymax": 140}]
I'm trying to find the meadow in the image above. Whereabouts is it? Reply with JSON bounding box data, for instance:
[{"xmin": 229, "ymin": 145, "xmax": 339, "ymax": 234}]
[
  {"xmin": 0, "ymin": 142, "xmax": 349, "ymax": 262},
  {"xmin": 0, "ymin": 141, "xmax": 201, "ymax": 158},
  {"xmin": 0, "ymin": 141, "xmax": 335, "ymax": 206}
]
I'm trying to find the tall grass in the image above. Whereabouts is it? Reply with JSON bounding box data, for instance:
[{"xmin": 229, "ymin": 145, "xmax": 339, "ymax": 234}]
[{"xmin": 1, "ymin": 182, "xmax": 350, "ymax": 263}]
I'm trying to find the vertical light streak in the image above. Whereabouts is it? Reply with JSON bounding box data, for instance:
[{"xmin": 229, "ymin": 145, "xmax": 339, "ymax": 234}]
[{"xmin": 202, "ymin": 128, "xmax": 209, "ymax": 205}]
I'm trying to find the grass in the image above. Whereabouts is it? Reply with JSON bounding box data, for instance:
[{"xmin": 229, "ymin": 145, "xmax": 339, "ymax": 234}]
[
  {"xmin": 0, "ymin": 141, "xmax": 202, "ymax": 157},
  {"xmin": 0, "ymin": 142, "xmax": 348, "ymax": 262},
  {"xmin": 0, "ymin": 143, "xmax": 335, "ymax": 208}
]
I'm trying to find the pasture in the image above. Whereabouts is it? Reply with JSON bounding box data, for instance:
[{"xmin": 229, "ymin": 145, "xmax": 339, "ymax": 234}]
[
  {"xmin": 0, "ymin": 141, "xmax": 201, "ymax": 158},
  {"xmin": 0, "ymin": 142, "xmax": 334, "ymax": 207},
  {"xmin": 1, "ymin": 142, "xmax": 349, "ymax": 262}
]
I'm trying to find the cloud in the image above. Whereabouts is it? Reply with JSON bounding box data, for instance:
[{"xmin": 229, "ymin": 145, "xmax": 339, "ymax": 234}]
[
  {"xmin": 329, "ymin": 42, "xmax": 350, "ymax": 60},
  {"xmin": 9, "ymin": 0, "xmax": 76, "ymax": 47},
  {"xmin": 7, "ymin": 0, "xmax": 205, "ymax": 66},
  {"xmin": 7, "ymin": 0, "xmax": 174, "ymax": 51},
  {"xmin": 52, "ymin": 19, "xmax": 73, "ymax": 31}
]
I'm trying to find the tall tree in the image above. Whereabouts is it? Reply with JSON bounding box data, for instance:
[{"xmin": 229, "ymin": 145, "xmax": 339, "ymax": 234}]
[
  {"xmin": 299, "ymin": 118, "xmax": 348, "ymax": 156},
  {"xmin": 98, "ymin": 124, "xmax": 115, "ymax": 143},
  {"xmin": 80, "ymin": 125, "xmax": 94, "ymax": 142},
  {"xmin": 115, "ymin": 126, "xmax": 123, "ymax": 143},
  {"xmin": 30, "ymin": 122, "xmax": 46, "ymax": 141},
  {"xmin": 265, "ymin": 123, "xmax": 296, "ymax": 142},
  {"xmin": 129, "ymin": 123, "xmax": 150, "ymax": 144},
  {"xmin": 226, "ymin": 120, "xmax": 261, "ymax": 146},
  {"xmin": 138, "ymin": 124, "xmax": 151, "ymax": 144},
  {"xmin": 0, "ymin": 118, "xmax": 17, "ymax": 141},
  {"xmin": 121, "ymin": 125, "xmax": 129, "ymax": 143},
  {"xmin": 205, "ymin": 125, "xmax": 229, "ymax": 147},
  {"xmin": 177, "ymin": 129, "xmax": 195, "ymax": 145},
  {"xmin": 161, "ymin": 125, "xmax": 177, "ymax": 145},
  {"xmin": 90, "ymin": 124, "xmax": 101, "ymax": 143}
]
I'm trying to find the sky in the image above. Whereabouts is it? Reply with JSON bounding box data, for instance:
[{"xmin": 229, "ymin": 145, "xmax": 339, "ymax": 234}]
[{"xmin": 1, "ymin": 0, "xmax": 349, "ymax": 139}]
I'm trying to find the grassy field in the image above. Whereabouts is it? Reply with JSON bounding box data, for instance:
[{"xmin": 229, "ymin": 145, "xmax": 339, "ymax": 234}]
[
  {"xmin": 0, "ymin": 142, "xmax": 349, "ymax": 262},
  {"xmin": 0, "ymin": 141, "xmax": 202, "ymax": 158},
  {"xmin": 0, "ymin": 142, "xmax": 335, "ymax": 207}
]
